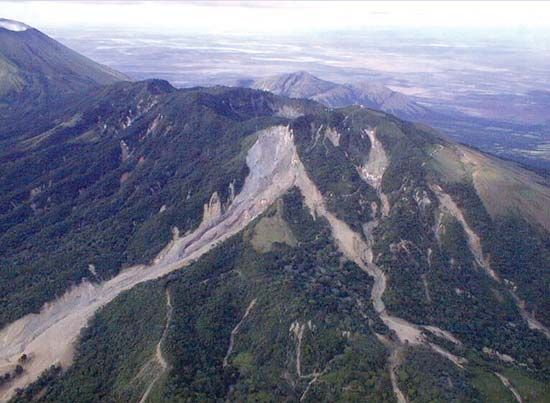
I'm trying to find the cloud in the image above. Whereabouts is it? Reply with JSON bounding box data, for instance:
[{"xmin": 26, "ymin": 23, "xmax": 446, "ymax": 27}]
[{"xmin": 2, "ymin": 1, "xmax": 550, "ymax": 35}]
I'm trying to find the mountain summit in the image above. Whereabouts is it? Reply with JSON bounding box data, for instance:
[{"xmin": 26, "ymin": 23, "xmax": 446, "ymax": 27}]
[
  {"xmin": 242, "ymin": 71, "xmax": 430, "ymax": 120},
  {"xmin": 0, "ymin": 19, "xmax": 127, "ymax": 111},
  {"xmin": 251, "ymin": 71, "xmax": 337, "ymax": 98}
]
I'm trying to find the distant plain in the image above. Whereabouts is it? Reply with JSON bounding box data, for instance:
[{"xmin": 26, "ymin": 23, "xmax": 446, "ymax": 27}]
[{"xmin": 49, "ymin": 27, "xmax": 550, "ymax": 168}]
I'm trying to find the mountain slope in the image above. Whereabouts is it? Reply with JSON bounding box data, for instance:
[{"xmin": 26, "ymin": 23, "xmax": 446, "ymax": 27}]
[
  {"xmin": 0, "ymin": 18, "xmax": 127, "ymax": 110},
  {"xmin": 243, "ymin": 72, "xmax": 550, "ymax": 171},
  {"xmin": 242, "ymin": 71, "xmax": 430, "ymax": 120},
  {"xmin": 0, "ymin": 79, "xmax": 548, "ymax": 402},
  {"xmin": 0, "ymin": 79, "xmax": 320, "ymax": 329}
]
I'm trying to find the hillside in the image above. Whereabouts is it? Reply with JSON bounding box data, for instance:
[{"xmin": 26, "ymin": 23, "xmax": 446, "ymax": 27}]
[
  {"xmin": 0, "ymin": 77, "xmax": 548, "ymax": 402},
  {"xmin": 0, "ymin": 20, "xmax": 549, "ymax": 402}
]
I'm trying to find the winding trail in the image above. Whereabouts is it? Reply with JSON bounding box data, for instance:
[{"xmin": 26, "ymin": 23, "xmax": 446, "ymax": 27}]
[
  {"xmin": 139, "ymin": 288, "xmax": 172, "ymax": 403},
  {"xmin": 292, "ymin": 321, "xmax": 333, "ymax": 402},
  {"xmin": 494, "ymin": 372, "xmax": 523, "ymax": 403},
  {"xmin": 431, "ymin": 184, "xmax": 498, "ymax": 281},
  {"xmin": 299, "ymin": 366, "xmax": 329, "ymax": 402},
  {"xmin": 223, "ymin": 298, "xmax": 257, "ymax": 368},
  {"xmin": 289, "ymin": 321, "xmax": 306, "ymax": 377},
  {"xmin": 388, "ymin": 347, "xmax": 407, "ymax": 403},
  {"xmin": 510, "ymin": 293, "xmax": 550, "ymax": 339}
]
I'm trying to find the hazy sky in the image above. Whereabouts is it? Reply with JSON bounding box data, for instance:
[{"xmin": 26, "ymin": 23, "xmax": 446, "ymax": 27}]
[{"xmin": 3, "ymin": 1, "xmax": 550, "ymax": 35}]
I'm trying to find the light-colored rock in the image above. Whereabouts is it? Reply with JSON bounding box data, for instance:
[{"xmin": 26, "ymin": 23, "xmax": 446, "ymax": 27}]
[
  {"xmin": 202, "ymin": 191, "xmax": 222, "ymax": 224},
  {"xmin": 324, "ymin": 127, "xmax": 341, "ymax": 147},
  {"xmin": 120, "ymin": 140, "xmax": 130, "ymax": 162},
  {"xmin": 0, "ymin": 125, "xmax": 299, "ymax": 401}
]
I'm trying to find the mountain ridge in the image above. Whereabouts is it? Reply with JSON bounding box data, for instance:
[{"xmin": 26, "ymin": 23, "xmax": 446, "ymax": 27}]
[
  {"xmin": 0, "ymin": 22, "xmax": 548, "ymax": 403},
  {"xmin": 240, "ymin": 71, "xmax": 430, "ymax": 120}
]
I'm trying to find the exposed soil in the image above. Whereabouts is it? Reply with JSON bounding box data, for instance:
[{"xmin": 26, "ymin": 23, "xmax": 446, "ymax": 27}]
[
  {"xmin": 431, "ymin": 184, "xmax": 499, "ymax": 281},
  {"xmin": 2, "ymin": 125, "xmax": 522, "ymax": 402},
  {"xmin": 0, "ymin": 126, "xmax": 300, "ymax": 402},
  {"xmin": 250, "ymin": 199, "xmax": 296, "ymax": 253},
  {"xmin": 432, "ymin": 184, "xmax": 550, "ymax": 339},
  {"xmin": 223, "ymin": 298, "xmax": 256, "ymax": 368},
  {"xmin": 293, "ymin": 128, "xmax": 464, "ymax": 401},
  {"xmin": 494, "ymin": 372, "xmax": 523, "ymax": 403},
  {"xmin": 139, "ymin": 288, "xmax": 172, "ymax": 403}
]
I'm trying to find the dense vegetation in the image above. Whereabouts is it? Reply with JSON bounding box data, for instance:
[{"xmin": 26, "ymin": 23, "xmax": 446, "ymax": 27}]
[
  {"xmin": 155, "ymin": 188, "xmax": 393, "ymax": 401},
  {"xmin": 398, "ymin": 348, "xmax": 480, "ymax": 402},
  {"xmin": 3, "ymin": 80, "xmax": 549, "ymax": 402},
  {"xmin": 290, "ymin": 110, "xmax": 380, "ymax": 233},
  {"xmin": 15, "ymin": 189, "xmax": 396, "ymax": 402},
  {"xmin": 12, "ymin": 282, "xmax": 166, "ymax": 402},
  {"xmin": 444, "ymin": 182, "xmax": 550, "ymax": 326},
  {"xmin": 0, "ymin": 81, "xmax": 320, "ymax": 328},
  {"xmin": 288, "ymin": 106, "xmax": 549, "ymax": 381}
]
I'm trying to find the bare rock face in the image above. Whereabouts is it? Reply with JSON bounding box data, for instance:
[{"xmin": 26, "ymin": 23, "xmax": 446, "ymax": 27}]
[
  {"xmin": 324, "ymin": 127, "xmax": 341, "ymax": 147},
  {"xmin": 0, "ymin": 125, "xmax": 301, "ymax": 401},
  {"xmin": 357, "ymin": 128, "xmax": 388, "ymax": 189},
  {"xmin": 202, "ymin": 192, "xmax": 222, "ymax": 224},
  {"xmin": 120, "ymin": 140, "xmax": 131, "ymax": 162}
]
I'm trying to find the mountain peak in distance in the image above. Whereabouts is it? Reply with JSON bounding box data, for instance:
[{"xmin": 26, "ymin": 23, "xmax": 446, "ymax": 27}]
[
  {"xmin": 0, "ymin": 18, "xmax": 128, "ymax": 112},
  {"xmin": 245, "ymin": 71, "xmax": 430, "ymax": 120}
]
